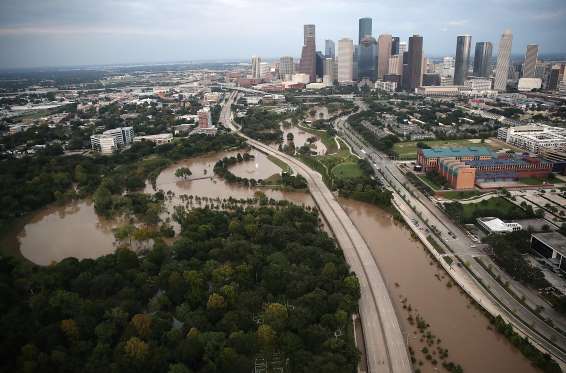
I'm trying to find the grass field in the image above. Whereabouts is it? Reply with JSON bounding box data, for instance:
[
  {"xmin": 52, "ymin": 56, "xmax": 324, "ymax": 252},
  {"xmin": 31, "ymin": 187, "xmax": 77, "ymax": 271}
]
[
  {"xmin": 460, "ymin": 197, "xmax": 528, "ymax": 221},
  {"xmin": 393, "ymin": 139, "xmax": 493, "ymax": 159},
  {"xmin": 296, "ymin": 124, "xmax": 338, "ymax": 154},
  {"xmin": 440, "ymin": 190, "xmax": 486, "ymax": 200},
  {"xmin": 332, "ymin": 162, "xmax": 364, "ymax": 180},
  {"xmin": 267, "ymin": 154, "xmax": 291, "ymax": 173}
]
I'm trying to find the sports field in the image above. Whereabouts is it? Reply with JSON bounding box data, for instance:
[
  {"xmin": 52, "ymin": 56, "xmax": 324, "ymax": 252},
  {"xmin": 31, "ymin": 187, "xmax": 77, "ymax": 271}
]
[{"xmin": 393, "ymin": 139, "xmax": 501, "ymax": 159}]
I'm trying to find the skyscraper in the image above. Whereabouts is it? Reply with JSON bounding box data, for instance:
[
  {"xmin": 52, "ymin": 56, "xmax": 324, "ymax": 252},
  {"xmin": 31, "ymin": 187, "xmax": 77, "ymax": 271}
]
[
  {"xmin": 473, "ymin": 42, "xmax": 493, "ymax": 78},
  {"xmin": 279, "ymin": 56, "xmax": 294, "ymax": 81},
  {"xmin": 323, "ymin": 57, "xmax": 336, "ymax": 84},
  {"xmin": 388, "ymin": 54, "xmax": 402, "ymax": 75},
  {"xmin": 399, "ymin": 42, "xmax": 408, "ymax": 55},
  {"xmin": 299, "ymin": 24, "xmax": 316, "ymax": 82},
  {"xmin": 377, "ymin": 34, "xmax": 393, "ymax": 79},
  {"xmin": 337, "ymin": 38, "xmax": 354, "ymax": 83},
  {"xmin": 391, "ymin": 37, "xmax": 400, "ymax": 55},
  {"xmin": 358, "ymin": 36, "xmax": 378, "ymax": 80},
  {"xmin": 316, "ymin": 51, "xmax": 325, "ymax": 79},
  {"xmin": 358, "ymin": 18, "xmax": 372, "ymax": 43},
  {"xmin": 404, "ymin": 35, "xmax": 423, "ymax": 91},
  {"xmin": 251, "ymin": 56, "xmax": 261, "ymax": 79},
  {"xmin": 325, "ymin": 40, "xmax": 335, "ymax": 59},
  {"xmin": 523, "ymin": 44, "xmax": 539, "ymax": 78},
  {"xmin": 494, "ymin": 29, "xmax": 513, "ymax": 91},
  {"xmin": 454, "ymin": 35, "xmax": 472, "ymax": 85}
]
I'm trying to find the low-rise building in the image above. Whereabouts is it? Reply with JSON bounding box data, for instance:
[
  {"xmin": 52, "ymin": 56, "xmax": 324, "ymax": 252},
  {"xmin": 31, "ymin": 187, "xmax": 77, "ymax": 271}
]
[
  {"xmin": 531, "ymin": 232, "xmax": 566, "ymax": 272},
  {"xmin": 133, "ymin": 133, "xmax": 173, "ymax": 145},
  {"xmin": 518, "ymin": 78, "xmax": 542, "ymax": 92},
  {"xmin": 477, "ymin": 217, "xmax": 522, "ymax": 234},
  {"xmin": 497, "ymin": 124, "xmax": 566, "ymax": 153},
  {"xmin": 374, "ymin": 80, "xmax": 397, "ymax": 92}
]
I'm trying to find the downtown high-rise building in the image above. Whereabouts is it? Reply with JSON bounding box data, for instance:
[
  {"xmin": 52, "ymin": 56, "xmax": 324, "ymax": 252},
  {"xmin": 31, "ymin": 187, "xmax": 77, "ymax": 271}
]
[
  {"xmin": 399, "ymin": 42, "xmax": 408, "ymax": 55},
  {"xmin": 391, "ymin": 37, "xmax": 400, "ymax": 55},
  {"xmin": 323, "ymin": 57, "xmax": 336, "ymax": 84},
  {"xmin": 358, "ymin": 18, "xmax": 372, "ymax": 43},
  {"xmin": 299, "ymin": 24, "xmax": 316, "ymax": 82},
  {"xmin": 523, "ymin": 44, "xmax": 539, "ymax": 78},
  {"xmin": 454, "ymin": 35, "xmax": 472, "ymax": 85},
  {"xmin": 494, "ymin": 29, "xmax": 513, "ymax": 91},
  {"xmin": 337, "ymin": 38, "xmax": 354, "ymax": 83},
  {"xmin": 473, "ymin": 41, "xmax": 493, "ymax": 78},
  {"xmin": 377, "ymin": 34, "xmax": 393, "ymax": 79},
  {"xmin": 388, "ymin": 54, "xmax": 403, "ymax": 75},
  {"xmin": 279, "ymin": 56, "xmax": 294, "ymax": 81},
  {"xmin": 325, "ymin": 40, "xmax": 335, "ymax": 59},
  {"xmin": 358, "ymin": 36, "xmax": 378, "ymax": 80},
  {"xmin": 251, "ymin": 56, "xmax": 261, "ymax": 79},
  {"xmin": 403, "ymin": 35, "xmax": 423, "ymax": 91}
]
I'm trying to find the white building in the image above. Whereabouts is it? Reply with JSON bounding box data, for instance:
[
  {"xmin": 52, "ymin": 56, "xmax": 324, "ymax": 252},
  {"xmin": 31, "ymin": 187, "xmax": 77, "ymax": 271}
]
[
  {"xmin": 497, "ymin": 124, "xmax": 566, "ymax": 153},
  {"xmin": 518, "ymin": 78, "xmax": 542, "ymax": 92},
  {"xmin": 374, "ymin": 80, "xmax": 397, "ymax": 92},
  {"xmin": 251, "ymin": 56, "xmax": 261, "ymax": 79},
  {"xmin": 323, "ymin": 57, "xmax": 335, "ymax": 84},
  {"xmin": 494, "ymin": 30, "xmax": 513, "ymax": 91},
  {"xmin": 133, "ymin": 133, "xmax": 173, "ymax": 145},
  {"xmin": 292, "ymin": 73, "xmax": 311, "ymax": 84},
  {"xmin": 477, "ymin": 217, "xmax": 522, "ymax": 234},
  {"xmin": 337, "ymin": 38, "xmax": 354, "ymax": 83},
  {"xmin": 464, "ymin": 78, "xmax": 492, "ymax": 91},
  {"xmin": 259, "ymin": 62, "xmax": 270, "ymax": 78},
  {"xmin": 91, "ymin": 127, "xmax": 135, "ymax": 154},
  {"xmin": 204, "ymin": 92, "xmax": 220, "ymax": 104}
]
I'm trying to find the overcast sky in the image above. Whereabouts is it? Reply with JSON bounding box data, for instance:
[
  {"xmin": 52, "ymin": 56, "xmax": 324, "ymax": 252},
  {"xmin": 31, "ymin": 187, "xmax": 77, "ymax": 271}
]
[{"xmin": 1, "ymin": 0, "xmax": 565, "ymax": 69}]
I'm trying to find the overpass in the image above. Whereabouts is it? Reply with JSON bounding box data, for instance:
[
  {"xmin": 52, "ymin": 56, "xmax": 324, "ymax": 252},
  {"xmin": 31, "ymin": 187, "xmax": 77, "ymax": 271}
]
[{"xmin": 220, "ymin": 93, "xmax": 411, "ymax": 373}]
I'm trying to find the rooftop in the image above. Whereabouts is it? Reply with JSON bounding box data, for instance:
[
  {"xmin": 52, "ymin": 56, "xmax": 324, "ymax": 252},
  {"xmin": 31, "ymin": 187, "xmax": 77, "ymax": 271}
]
[
  {"xmin": 421, "ymin": 146, "xmax": 495, "ymax": 159},
  {"xmin": 532, "ymin": 232, "xmax": 566, "ymax": 257}
]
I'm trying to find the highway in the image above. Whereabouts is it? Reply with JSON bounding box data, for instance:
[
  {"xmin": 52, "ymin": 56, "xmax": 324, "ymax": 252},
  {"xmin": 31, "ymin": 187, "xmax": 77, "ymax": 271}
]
[
  {"xmin": 334, "ymin": 104, "xmax": 566, "ymax": 367},
  {"xmin": 220, "ymin": 93, "xmax": 412, "ymax": 373}
]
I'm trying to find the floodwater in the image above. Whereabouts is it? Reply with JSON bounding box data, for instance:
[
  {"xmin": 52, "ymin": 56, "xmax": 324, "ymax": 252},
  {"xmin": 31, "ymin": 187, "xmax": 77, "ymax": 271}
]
[
  {"xmin": 145, "ymin": 149, "xmax": 314, "ymax": 207},
  {"xmin": 3, "ymin": 149, "xmax": 313, "ymax": 266},
  {"xmin": 339, "ymin": 198, "xmax": 538, "ymax": 373},
  {"xmin": 1, "ymin": 200, "xmax": 118, "ymax": 266},
  {"xmin": 277, "ymin": 123, "xmax": 327, "ymax": 156}
]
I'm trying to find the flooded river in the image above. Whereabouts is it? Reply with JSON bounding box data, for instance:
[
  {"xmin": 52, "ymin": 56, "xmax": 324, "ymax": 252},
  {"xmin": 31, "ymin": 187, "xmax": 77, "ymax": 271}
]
[
  {"xmin": 2, "ymin": 149, "xmax": 313, "ymax": 265},
  {"xmin": 0, "ymin": 147, "xmax": 542, "ymax": 372},
  {"xmin": 339, "ymin": 198, "xmax": 538, "ymax": 373}
]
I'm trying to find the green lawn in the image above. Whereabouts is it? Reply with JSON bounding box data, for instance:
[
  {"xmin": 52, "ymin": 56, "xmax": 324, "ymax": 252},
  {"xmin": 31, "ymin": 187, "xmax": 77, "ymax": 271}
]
[
  {"xmin": 417, "ymin": 174, "xmax": 443, "ymax": 191},
  {"xmin": 518, "ymin": 177, "xmax": 545, "ymax": 186},
  {"xmin": 460, "ymin": 197, "xmax": 528, "ymax": 221},
  {"xmin": 332, "ymin": 162, "xmax": 364, "ymax": 180},
  {"xmin": 440, "ymin": 190, "xmax": 485, "ymax": 200},
  {"xmin": 393, "ymin": 139, "xmax": 488, "ymax": 159},
  {"xmin": 297, "ymin": 124, "xmax": 338, "ymax": 154},
  {"xmin": 267, "ymin": 154, "xmax": 291, "ymax": 173}
]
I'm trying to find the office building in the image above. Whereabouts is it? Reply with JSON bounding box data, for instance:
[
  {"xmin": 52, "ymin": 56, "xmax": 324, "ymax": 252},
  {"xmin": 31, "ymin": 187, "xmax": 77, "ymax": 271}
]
[
  {"xmin": 279, "ymin": 56, "xmax": 294, "ymax": 81},
  {"xmin": 299, "ymin": 24, "xmax": 316, "ymax": 82},
  {"xmin": 133, "ymin": 133, "xmax": 173, "ymax": 145},
  {"xmin": 497, "ymin": 124, "xmax": 566, "ymax": 153},
  {"xmin": 325, "ymin": 40, "xmax": 335, "ymax": 59},
  {"xmin": 323, "ymin": 58, "xmax": 336, "ymax": 84},
  {"xmin": 404, "ymin": 35, "xmax": 423, "ymax": 91},
  {"xmin": 251, "ymin": 56, "xmax": 261, "ymax": 79},
  {"xmin": 191, "ymin": 107, "xmax": 217, "ymax": 136},
  {"xmin": 473, "ymin": 41, "xmax": 493, "ymax": 78},
  {"xmin": 377, "ymin": 34, "xmax": 393, "ymax": 79},
  {"xmin": 315, "ymin": 52, "xmax": 325, "ymax": 79},
  {"xmin": 358, "ymin": 37, "xmax": 378, "ymax": 80},
  {"xmin": 375, "ymin": 80, "xmax": 397, "ymax": 92},
  {"xmin": 494, "ymin": 30, "xmax": 513, "ymax": 91},
  {"xmin": 90, "ymin": 127, "xmax": 134, "ymax": 154},
  {"xmin": 518, "ymin": 78, "xmax": 542, "ymax": 91},
  {"xmin": 523, "ymin": 44, "xmax": 539, "ymax": 78},
  {"xmin": 465, "ymin": 77, "xmax": 492, "ymax": 91},
  {"xmin": 399, "ymin": 42, "xmax": 407, "ymax": 55},
  {"xmin": 388, "ymin": 54, "xmax": 403, "ymax": 75},
  {"xmin": 358, "ymin": 18, "xmax": 372, "ymax": 43},
  {"xmin": 546, "ymin": 65, "xmax": 562, "ymax": 90},
  {"xmin": 531, "ymin": 232, "xmax": 566, "ymax": 272},
  {"xmin": 422, "ymin": 73, "xmax": 441, "ymax": 86},
  {"xmin": 383, "ymin": 74, "xmax": 402, "ymax": 91},
  {"xmin": 259, "ymin": 62, "xmax": 270, "ymax": 78},
  {"xmin": 391, "ymin": 37, "xmax": 400, "ymax": 55},
  {"xmin": 454, "ymin": 35, "xmax": 472, "ymax": 85},
  {"xmin": 337, "ymin": 38, "xmax": 354, "ymax": 83}
]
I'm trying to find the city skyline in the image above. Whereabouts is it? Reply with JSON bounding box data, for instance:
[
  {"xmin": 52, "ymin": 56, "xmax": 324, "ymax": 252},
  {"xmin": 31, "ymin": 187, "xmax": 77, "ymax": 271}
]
[{"xmin": 1, "ymin": 0, "xmax": 566, "ymax": 69}]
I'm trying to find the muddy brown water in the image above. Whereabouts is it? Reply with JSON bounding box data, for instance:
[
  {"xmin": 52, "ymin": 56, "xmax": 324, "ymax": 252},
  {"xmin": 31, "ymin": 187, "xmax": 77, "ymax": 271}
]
[
  {"xmin": 2, "ymin": 150, "xmax": 313, "ymax": 266},
  {"xmin": 0, "ymin": 150, "xmax": 540, "ymax": 372},
  {"xmin": 339, "ymin": 197, "xmax": 538, "ymax": 373},
  {"xmin": 276, "ymin": 124, "xmax": 327, "ymax": 156}
]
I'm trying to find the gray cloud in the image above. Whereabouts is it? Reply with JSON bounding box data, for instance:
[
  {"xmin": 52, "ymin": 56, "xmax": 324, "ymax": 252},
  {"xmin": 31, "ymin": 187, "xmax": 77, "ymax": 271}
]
[{"xmin": 0, "ymin": 0, "xmax": 565, "ymax": 68}]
